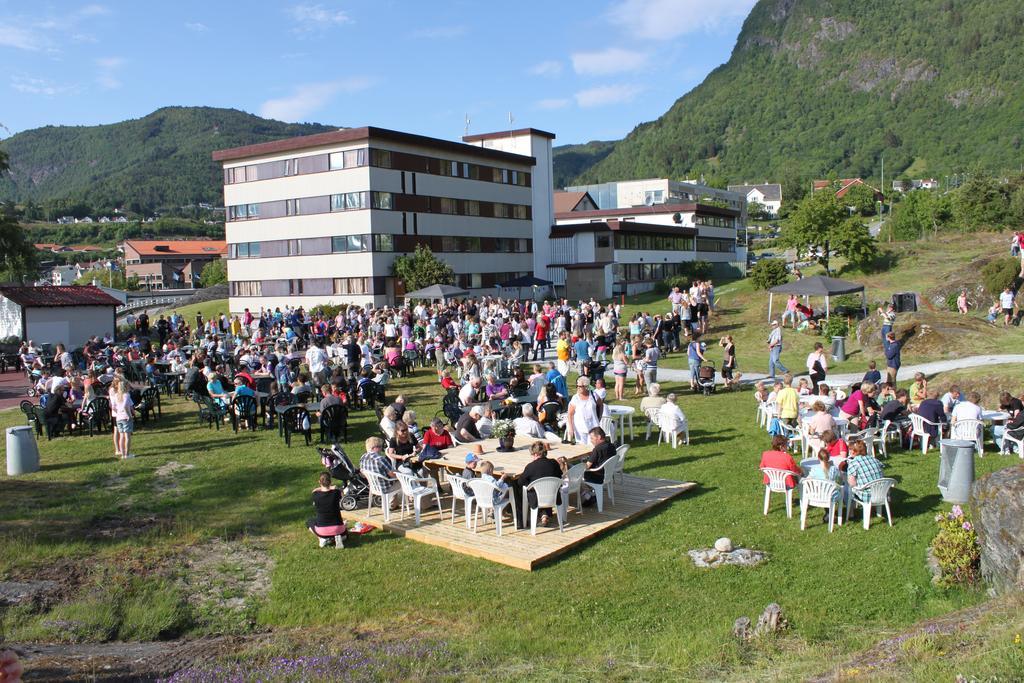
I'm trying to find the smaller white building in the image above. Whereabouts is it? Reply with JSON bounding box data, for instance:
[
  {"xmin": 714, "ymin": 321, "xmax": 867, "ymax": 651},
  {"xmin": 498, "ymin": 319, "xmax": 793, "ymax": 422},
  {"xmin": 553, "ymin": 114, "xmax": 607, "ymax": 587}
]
[
  {"xmin": 50, "ymin": 264, "xmax": 83, "ymax": 286},
  {"xmin": 0, "ymin": 286, "xmax": 120, "ymax": 348},
  {"xmin": 727, "ymin": 183, "xmax": 782, "ymax": 217}
]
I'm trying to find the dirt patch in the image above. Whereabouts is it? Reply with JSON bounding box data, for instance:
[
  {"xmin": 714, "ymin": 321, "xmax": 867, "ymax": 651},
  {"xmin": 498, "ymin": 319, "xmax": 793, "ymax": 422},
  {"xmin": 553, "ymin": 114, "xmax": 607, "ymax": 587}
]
[
  {"xmin": 153, "ymin": 461, "xmax": 195, "ymax": 496},
  {"xmin": 175, "ymin": 538, "xmax": 273, "ymax": 633},
  {"xmin": 4, "ymin": 557, "xmax": 91, "ymax": 607},
  {"xmin": 84, "ymin": 513, "xmax": 170, "ymax": 541}
]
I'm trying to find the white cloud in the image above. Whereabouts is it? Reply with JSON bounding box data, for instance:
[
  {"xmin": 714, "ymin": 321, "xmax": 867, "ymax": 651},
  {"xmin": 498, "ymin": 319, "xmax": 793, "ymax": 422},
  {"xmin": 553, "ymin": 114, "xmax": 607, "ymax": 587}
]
[
  {"xmin": 574, "ymin": 83, "xmax": 644, "ymax": 108},
  {"xmin": 78, "ymin": 4, "xmax": 110, "ymax": 17},
  {"xmin": 11, "ymin": 75, "xmax": 75, "ymax": 96},
  {"xmin": 571, "ymin": 47, "xmax": 649, "ymax": 75},
  {"xmin": 535, "ymin": 98, "xmax": 570, "ymax": 110},
  {"xmin": 0, "ymin": 24, "xmax": 41, "ymax": 50},
  {"xmin": 528, "ymin": 60, "xmax": 563, "ymax": 77},
  {"xmin": 607, "ymin": 0, "xmax": 756, "ymax": 40},
  {"xmin": 288, "ymin": 3, "xmax": 351, "ymax": 34},
  {"xmin": 185, "ymin": 22, "xmax": 208, "ymax": 32},
  {"xmin": 259, "ymin": 78, "xmax": 370, "ymax": 121},
  {"xmin": 95, "ymin": 56, "xmax": 124, "ymax": 89},
  {"xmin": 412, "ymin": 25, "xmax": 467, "ymax": 39}
]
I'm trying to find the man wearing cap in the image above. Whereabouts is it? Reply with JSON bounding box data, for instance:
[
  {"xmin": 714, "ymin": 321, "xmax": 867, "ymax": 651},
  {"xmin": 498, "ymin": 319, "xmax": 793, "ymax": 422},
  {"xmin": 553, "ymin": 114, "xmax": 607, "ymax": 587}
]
[
  {"xmin": 455, "ymin": 405, "xmax": 484, "ymax": 442},
  {"xmin": 767, "ymin": 320, "xmax": 788, "ymax": 378}
]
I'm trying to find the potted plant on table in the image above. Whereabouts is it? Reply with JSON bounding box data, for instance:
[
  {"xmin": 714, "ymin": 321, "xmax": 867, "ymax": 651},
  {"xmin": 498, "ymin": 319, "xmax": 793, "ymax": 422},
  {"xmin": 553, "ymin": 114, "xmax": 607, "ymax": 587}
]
[{"xmin": 491, "ymin": 419, "xmax": 516, "ymax": 451}]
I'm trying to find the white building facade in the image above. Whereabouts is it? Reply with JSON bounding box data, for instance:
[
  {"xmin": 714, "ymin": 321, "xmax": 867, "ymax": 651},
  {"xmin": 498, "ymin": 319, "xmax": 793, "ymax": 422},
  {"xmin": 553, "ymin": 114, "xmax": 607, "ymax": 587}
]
[{"xmin": 213, "ymin": 127, "xmax": 554, "ymax": 312}]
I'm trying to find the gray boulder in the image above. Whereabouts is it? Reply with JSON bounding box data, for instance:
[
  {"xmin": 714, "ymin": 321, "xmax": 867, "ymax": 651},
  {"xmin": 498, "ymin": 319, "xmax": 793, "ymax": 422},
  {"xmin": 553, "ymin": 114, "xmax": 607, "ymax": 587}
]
[{"xmin": 970, "ymin": 464, "xmax": 1024, "ymax": 593}]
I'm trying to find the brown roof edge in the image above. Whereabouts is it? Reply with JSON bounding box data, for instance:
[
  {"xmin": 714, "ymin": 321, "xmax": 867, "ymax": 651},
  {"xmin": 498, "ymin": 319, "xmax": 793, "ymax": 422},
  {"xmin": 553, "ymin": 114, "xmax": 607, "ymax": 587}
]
[
  {"xmin": 560, "ymin": 261, "xmax": 613, "ymax": 270},
  {"xmin": 555, "ymin": 202, "xmax": 739, "ymax": 220},
  {"xmin": 550, "ymin": 220, "xmax": 698, "ymax": 238},
  {"xmin": 462, "ymin": 128, "xmax": 556, "ymax": 142},
  {"xmin": 213, "ymin": 126, "xmax": 536, "ymax": 165}
]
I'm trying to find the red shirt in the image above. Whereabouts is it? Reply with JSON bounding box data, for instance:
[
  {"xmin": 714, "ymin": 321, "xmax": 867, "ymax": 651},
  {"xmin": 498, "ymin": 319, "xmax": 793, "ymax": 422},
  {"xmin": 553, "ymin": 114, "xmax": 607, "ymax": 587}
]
[
  {"xmin": 759, "ymin": 450, "xmax": 802, "ymax": 488},
  {"xmin": 440, "ymin": 377, "xmax": 458, "ymax": 390},
  {"xmin": 826, "ymin": 439, "xmax": 849, "ymax": 458},
  {"xmin": 422, "ymin": 428, "xmax": 453, "ymax": 450}
]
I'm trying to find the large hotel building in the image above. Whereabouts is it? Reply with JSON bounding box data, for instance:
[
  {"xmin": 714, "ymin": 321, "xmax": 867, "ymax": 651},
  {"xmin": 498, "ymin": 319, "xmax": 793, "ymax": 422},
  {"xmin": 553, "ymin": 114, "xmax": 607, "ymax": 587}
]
[
  {"xmin": 213, "ymin": 127, "xmax": 555, "ymax": 311},
  {"xmin": 214, "ymin": 126, "xmax": 745, "ymax": 311}
]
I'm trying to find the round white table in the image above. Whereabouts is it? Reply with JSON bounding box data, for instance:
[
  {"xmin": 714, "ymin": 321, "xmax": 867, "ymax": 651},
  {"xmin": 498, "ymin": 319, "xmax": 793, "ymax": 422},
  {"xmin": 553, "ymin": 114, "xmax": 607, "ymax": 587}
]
[
  {"xmin": 606, "ymin": 404, "xmax": 636, "ymax": 441},
  {"xmin": 981, "ymin": 410, "xmax": 1009, "ymax": 424}
]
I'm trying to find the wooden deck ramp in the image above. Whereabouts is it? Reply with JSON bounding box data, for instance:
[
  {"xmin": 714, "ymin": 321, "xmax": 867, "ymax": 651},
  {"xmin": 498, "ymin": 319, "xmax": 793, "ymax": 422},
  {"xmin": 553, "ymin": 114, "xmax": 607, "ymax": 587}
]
[{"xmin": 345, "ymin": 474, "xmax": 696, "ymax": 570}]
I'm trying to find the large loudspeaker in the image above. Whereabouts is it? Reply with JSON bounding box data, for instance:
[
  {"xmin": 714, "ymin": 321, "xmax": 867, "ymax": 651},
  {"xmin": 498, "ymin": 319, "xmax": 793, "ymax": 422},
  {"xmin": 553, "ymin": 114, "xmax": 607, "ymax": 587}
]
[{"xmin": 892, "ymin": 292, "xmax": 917, "ymax": 313}]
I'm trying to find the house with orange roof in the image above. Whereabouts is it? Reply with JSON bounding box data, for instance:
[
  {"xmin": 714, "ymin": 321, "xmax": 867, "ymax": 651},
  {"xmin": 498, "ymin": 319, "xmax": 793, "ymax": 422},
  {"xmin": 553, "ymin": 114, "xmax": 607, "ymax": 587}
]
[{"xmin": 120, "ymin": 239, "xmax": 226, "ymax": 289}]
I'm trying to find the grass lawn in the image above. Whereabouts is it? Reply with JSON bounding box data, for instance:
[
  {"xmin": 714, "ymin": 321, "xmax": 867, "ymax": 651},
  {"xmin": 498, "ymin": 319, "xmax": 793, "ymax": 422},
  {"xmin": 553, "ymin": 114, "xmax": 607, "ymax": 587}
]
[
  {"xmin": 165, "ymin": 298, "xmax": 233, "ymax": 326},
  {"xmin": 2, "ymin": 367, "xmax": 1021, "ymax": 679}
]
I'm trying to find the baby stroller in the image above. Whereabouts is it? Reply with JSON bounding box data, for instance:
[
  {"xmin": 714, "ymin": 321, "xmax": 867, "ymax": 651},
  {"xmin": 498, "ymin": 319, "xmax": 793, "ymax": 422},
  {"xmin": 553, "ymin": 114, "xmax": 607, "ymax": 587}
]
[
  {"xmin": 696, "ymin": 360, "xmax": 717, "ymax": 396},
  {"xmin": 318, "ymin": 445, "xmax": 369, "ymax": 511}
]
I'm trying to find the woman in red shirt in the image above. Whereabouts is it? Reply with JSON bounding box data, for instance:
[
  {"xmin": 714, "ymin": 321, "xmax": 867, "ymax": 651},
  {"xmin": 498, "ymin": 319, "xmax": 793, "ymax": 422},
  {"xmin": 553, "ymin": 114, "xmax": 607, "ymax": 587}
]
[
  {"xmin": 421, "ymin": 417, "xmax": 454, "ymax": 450},
  {"xmin": 759, "ymin": 435, "xmax": 802, "ymax": 488}
]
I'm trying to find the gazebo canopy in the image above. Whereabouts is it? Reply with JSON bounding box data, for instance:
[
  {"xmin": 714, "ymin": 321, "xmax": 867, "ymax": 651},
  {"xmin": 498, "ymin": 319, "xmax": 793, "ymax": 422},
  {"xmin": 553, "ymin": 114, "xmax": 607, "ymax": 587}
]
[
  {"xmin": 498, "ymin": 275, "xmax": 553, "ymax": 288},
  {"xmin": 403, "ymin": 283, "xmax": 469, "ymax": 300},
  {"xmin": 766, "ymin": 275, "xmax": 866, "ymax": 320},
  {"xmin": 769, "ymin": 275, "xmax": 864, "ymax": 296}
]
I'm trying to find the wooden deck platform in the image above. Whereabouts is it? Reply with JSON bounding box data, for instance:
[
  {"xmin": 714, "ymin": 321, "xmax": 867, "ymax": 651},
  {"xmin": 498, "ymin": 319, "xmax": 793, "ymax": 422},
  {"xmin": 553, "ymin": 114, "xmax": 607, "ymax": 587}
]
[{"xmin": 345, "ymin": 474, "xmax": 696, "ymax": 570}]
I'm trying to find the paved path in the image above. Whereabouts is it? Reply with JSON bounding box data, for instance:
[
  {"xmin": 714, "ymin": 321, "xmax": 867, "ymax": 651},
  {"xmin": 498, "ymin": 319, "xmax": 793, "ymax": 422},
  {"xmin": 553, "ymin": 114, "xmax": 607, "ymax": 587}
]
[{"xmin": 645, "ymin": 354, "xmax": 1024, "ymax": 387}]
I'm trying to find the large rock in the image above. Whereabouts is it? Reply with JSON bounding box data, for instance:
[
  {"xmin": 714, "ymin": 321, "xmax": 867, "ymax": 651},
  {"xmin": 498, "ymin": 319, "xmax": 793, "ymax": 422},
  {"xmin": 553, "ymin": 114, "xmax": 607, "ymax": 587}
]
[{"xmin": 970, "ymin": 464, "xmax": 1024, "ymax": 593}]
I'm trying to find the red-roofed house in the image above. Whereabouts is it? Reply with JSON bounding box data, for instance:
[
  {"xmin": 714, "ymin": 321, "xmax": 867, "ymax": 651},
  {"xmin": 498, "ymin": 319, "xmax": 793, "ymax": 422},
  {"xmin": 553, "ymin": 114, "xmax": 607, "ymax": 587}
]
[
  {"xmin": 0, "ymin": 285, "xmax": 120, "ymax": 348},
  {"xmin": 121, "ymin": 239, "xmax": 226, "ymax": 289},
  {"xmin": 553, "ymin": 191, "xmax": 598, "ymax": 214},
  {"xmin": 813, "ymin": 178, "xmax": 883, "ymax": 200}
]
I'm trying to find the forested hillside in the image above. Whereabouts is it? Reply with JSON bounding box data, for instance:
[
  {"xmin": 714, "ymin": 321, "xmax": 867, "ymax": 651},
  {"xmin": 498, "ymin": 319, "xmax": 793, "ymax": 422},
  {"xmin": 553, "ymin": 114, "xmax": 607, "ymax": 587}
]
[
  {"xmin": 551, "ymin": 140, "xmax": 616, "ymax": 189},
  {"xmin": 577, "ymin": 0, "xmax": 1024, "ymax": 189},
  {"xmin": 0, "ymin": 107, "xmax": 337, "ymax": 213}
]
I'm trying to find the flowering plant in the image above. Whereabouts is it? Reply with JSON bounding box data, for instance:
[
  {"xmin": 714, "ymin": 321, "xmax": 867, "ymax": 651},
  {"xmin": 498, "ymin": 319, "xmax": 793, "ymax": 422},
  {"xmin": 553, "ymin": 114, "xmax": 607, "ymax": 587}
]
[
  {"xmin": 491, "ymin": 419, "xmax": 516, "ymax": 440},
  {"xmin": 930, "ymin": 505, "xmax": 981, "ymax": 587}
]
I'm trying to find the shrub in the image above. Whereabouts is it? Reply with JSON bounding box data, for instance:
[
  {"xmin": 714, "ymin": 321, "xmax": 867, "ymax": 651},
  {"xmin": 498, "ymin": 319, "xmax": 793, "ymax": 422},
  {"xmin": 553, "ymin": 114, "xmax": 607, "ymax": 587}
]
[
  {"xmin": 660, "ymin": 261, "xmax": 713, "ymax": 292},
  {"xmin": 981, "ymin": 257, "xmax": 1020, "ymax": 298},
  {"xmin": 311, "ymin": 303, "xmax": 347, "ymax": 319},
  {"xmin": 822, "ymin": 315, "xmax": 849, "ymax": 338},
  {"xmin": 750, "ymin": 258, "xmax": 789, "ymax": 290},
  {"xmin": 930, "ymin": 505, "xmax": 981, "ymax": 587},
  {"xmin": 945, "ymin": 292, "xmax": 960, "ymax": 312}
]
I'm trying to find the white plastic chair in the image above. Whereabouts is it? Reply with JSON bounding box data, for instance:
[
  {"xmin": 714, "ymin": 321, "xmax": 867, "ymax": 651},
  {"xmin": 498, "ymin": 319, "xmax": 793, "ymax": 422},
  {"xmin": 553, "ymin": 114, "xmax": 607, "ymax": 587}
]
[
  {"xmin": 563, "ymin": 462, "xmax": 586, "ymax": 514},
  {"xmin": 777, "ymin": 422, "xmax": 803, "ymax": 454},
  {"xmin": 362, "ymin": 469, "xmax": 400, "ymax": 523},
  {"xmin": 909, "ymin": 414, "xmax": 942, "ymax": 454},
  {"xmin": 544, "ymin": 431, "xmax": 562, "ymax": 444},
  {"xmin": 613, "ymin": 444, "xmax": 629, "ymax": 484},
  {"xmin": 395, "ymin": 471, "xmax": 443, "ymax": 526},
  {"xmin": 761, "ymin": 467, "xmax": 797, "ymax": 518},
  {"xmin": 798, "ymin": 458, "xmax": 818, "ymax": 476},
  {"xmin": 600, "ymin": 415, "xmax": 617, "ymax": 443},
  {"xmin": 950, "ymin": 419, "xmax": 984, "ymax": 457},
  {"xmin": 582, "ymin": 458, "xmax": 617, "ymax": 512},
  {"xmin": 521, "ymin": 477, "xmax": 566, "ymax": 534},
  {"xmin": 644, "ymin": 407, "xmax": 662, "ymax": 440},
  {"xmin": 848, "ymin": 427, "xmax": 882, "ymax": 458},
  {"xmin": 800, "ymin": 478, "xmax": 842, "ymax": 532},
  {"xmin": 466, "ymin": 479, "xmax": 516, "ymax": 536},
  {"xmin": 1000, "ymin": 429, "xmax": 1024, "ymax": 457},
  {"xmin": 846, "ymin": 477, "xmax": 895, "ymax": 530},
  {"xmin": 879, "ymin": 419, "xmax": 900, "ymax": 454},
  {"xmin": 755, "ymin": 398, "xmax": 767, "ymax": 426},
  {"xmin": 445, "ymin": 472, "xmax": 474, "ymax": 528},
  {"xmin": 761, "ymin": 401, "xmax": 778, "ymax": 430}
]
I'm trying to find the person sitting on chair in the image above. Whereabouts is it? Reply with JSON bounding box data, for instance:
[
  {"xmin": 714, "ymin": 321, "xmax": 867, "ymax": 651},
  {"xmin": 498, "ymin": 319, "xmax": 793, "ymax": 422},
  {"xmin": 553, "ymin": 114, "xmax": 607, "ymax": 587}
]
[
  {"xmin": 582, "ymin": 426, "xmax": 616, "ymax": 488},
  {"xmin": 916, "ymin": 389, "xmax": 947, "ymax": 442},
  {"xmin": 359, "ymin": 436, "xmax": 399, "ymax": 499},
  {"xmin": 514, "ymin": 403, "xmax": 547, "ymax": 439},
  {"xmin": 307, "ymin": 471, "xmax": 347, "ymax": 548},
  {"xmin": 379, "ymin": 405, "xmax": 399, "ymax": 440},
  {"xmin": 477, "ymin": 460, "xmax": 510, "ymax": 504},
  {"xmin": 421, "ymin": 417, "xmax": 454, "ymax": 450},
  {"xmin": 519, "ymin": 441, "xmax": 563, "ymax": 526},
  {"xmin": 455, "ymin": 405, "xmax": 484, "ymax": 442},
  {"xmin": 657, "ymin": 393, "xmax": 688, "ymax": 443},
  {"xmin": 759, "ymin": 434, "xmax": 802, "ymax": 489}
]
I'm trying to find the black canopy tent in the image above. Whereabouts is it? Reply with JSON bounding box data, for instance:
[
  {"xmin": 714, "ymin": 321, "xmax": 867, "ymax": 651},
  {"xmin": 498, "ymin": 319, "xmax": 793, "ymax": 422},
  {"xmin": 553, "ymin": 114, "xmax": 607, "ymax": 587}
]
[
  {"xmin": 767, "ymin": 275, "xmax": 866, "ymax": 320},
  {"xmin": 497, "ymin": 275, "xmax": 554, "ymax": 300},
  {"xmin": 403, "ymin": 283, "xmax": 470, "ymax": 301}
]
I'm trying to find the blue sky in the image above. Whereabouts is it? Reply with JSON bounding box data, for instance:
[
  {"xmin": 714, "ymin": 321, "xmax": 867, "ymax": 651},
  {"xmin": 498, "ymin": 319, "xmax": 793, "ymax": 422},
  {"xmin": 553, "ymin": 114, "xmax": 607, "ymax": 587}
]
[{"xmin": 1, "ymin": 0, "xmax": 757, "ymax": 145}]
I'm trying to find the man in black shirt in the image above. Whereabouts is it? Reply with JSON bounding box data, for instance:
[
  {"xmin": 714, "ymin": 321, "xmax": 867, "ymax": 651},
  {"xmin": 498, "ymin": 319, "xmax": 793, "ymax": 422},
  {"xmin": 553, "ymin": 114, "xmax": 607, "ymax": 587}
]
[
  {"xmin": 42, "ymin": 389, "xmax": 69, "ymax": 435},
  {"xmin": 455, "ymin": 406, "xmax": 483, "ymax": 442},
  {"xmin": 519, "ymin": 441, "xmax": 563, "ymax": 525},
  {"xmin": 584, "ymin": 426, "xmax": 616, "ymax": 484}
]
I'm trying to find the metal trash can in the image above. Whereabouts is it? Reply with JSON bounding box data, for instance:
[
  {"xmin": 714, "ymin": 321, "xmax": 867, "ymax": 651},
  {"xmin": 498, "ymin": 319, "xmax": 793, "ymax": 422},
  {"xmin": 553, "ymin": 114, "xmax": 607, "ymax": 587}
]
[
  {"xmin": 938, "ymin": 439, "xmax": 976, "ymax": 504},
  {"xmin": 6, "ymin": 425, "xmax": 40, "ymax": 476},
  {"xmin": 831, "ymin": 336, "xmax": 847, "ymax": 362}
]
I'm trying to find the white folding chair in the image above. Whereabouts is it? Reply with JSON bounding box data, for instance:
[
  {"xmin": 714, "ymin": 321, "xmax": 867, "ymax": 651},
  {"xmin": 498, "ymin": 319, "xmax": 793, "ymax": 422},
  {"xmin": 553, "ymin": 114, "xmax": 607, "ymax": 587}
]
[
  {"xmin": 563, "ymin": 462, "xmax": 586, "ymax": 514},
  {"xmin": 362, "ymin": 469, "xmax": 400, "ymax": 523},
  {"xmin": 466, "ymin": 479, "xmax": 516, "ymax": 536},
  {"xmin": 909, "ymin": 414, "xmax": 942, "ymax": 454},
  {"xmin": 760, "ymin": 467, "xmax": 797, "ymax": 518},
  {"xmin": 395, "ymin": 471, "xmax": 443, "ymax": 526},
  {"xmin": 1000, "ymin": 429, "xmax": 1024, "ymax": 457},
  {"xmin": 800, "ymin": 478, "xmax": 842, "ymax": 532},
  {"xmin": 521, "ymin": 477, "xmax": 566, "ymax": 535},
  {"xmin": 582, "ymin": 458, "xmax": 617, "ymax": 512},
  {"xmin": 445, "ymin": 472, "xmax": 474, "ymax": 528},
  {"xmin": 846, "ymin": 477, "xmax": 896, "ymax": 530},
  {"xmin": 950, "ymin": 419, "xmax": 984, "ymax": 457}
]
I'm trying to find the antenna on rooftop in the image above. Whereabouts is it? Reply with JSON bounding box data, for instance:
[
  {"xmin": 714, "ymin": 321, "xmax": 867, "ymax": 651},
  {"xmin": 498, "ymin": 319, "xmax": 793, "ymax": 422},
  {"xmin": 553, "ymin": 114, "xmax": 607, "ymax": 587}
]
[
  {"xmin": 464, "ymin": 114, "xmax": 471, "ymax": 138},
  {"xmin": 508, "ymin": 111, "xmax": 515, "ymax": 137}
]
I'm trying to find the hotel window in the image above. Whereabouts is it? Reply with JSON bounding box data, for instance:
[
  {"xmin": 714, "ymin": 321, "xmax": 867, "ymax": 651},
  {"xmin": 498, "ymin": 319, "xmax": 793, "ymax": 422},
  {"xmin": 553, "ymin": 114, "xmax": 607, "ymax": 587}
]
[
  {"xmin": 494, "ymin": 238, "xmax": 511, "ymax": 253},
  {"xmin": 493, "ymin": 203, "xmax": 509, "ymax": 218},
  {"xmin": 464, "ymin": 200, "xmax": 480, "ymax": 216},
  {"xmin": 287, "ymin": 239, "xmax": 300, "ymax": 256},
  {"xmin": 371, "ymin": 191, "xmax": 393, "ymax": 210},
  {"xmin": 510, "ymin": 171, "xmax": 519, "ymax": 185},
  {"xmin": 370, "ymin": 149, "xmax": 392, "ymax": 168},
  {"xmin": 595, "ymin": 234, "xmax": 610, "ymax": 248},
  {"xmin": 512, "ymin": 205, "xmax": 527, "ymax": 220},
  {"xmin": 288, "ymin": 279, "xmax": 303, "ymax": 295},
  {"xmin": 247, "ymin": 203, "xmax": 260, "ymax": 218},
  {"xmin": 332, "ymin": 192, "xmax": 367, "ymax": 211},
  {"xmin": 441, "ymin": 236, "xmax": 460, "ymax": 252},
  {"xmin": 464, "ymin": 236, "xmax": 481, "ymax": 252},
  {"xmin": 461, "ymin": 162, "xmax": 471, "ymax": 178},
  {"xmin": 231, "ymin": 280, "xmax": 262, "ymax": 297},
  {"xmin": 439, "ymin": 197, "xmax": 458, "ymax": 215},
  {"xmin": 334, "ymin": 277, "xmax": 369, "ymax": 295},
  {"xmin": 331, "ymin": 235, "xmax": 367, "ymax": 253},
  {"xmin": 372, "ymin": 234, "xmax": 394, "ymax": 252},
  {"xmin": 330, "ymin": 148, "xmax": 367, "ymax": 170}
]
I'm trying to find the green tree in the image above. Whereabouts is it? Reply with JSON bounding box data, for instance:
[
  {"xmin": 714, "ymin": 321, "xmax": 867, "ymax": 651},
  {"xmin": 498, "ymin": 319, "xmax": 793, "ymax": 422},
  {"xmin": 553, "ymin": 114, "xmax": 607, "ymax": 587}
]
[
  {"xmin": 784, "ymin": 190, "xmax": 847, "ymax": 273},
  {"xmin": 75, "ymin": 267, "xmax": 140, "ymax": 291},
  {"xmin": 953, "ymin": 174, "xmax": 1012, "ymax": 231},
  {"xmin": 981, "ymin": 258, "xmax": 1020, "ymax": 298},
  {"xmin": 832, "ymin": 218, "xmax": 876, "ymax": 271},
  {"xmin": 886, "ymin": 190, "xmax": 953, "ymax": 240},
  {"xmin": 841, "ymin": 183, "xmax": 879, "ymax": 217},
  {"xmin": 0, "ymin": 163, "xmax": 37, "ymax": 283},
  {"xmin": 392, "ymin": 245, "xmax": 454, "ymax": 292},
  {"xmin": 199, "ymin": 258, "xmax": 227, "ymax": 286},
  {"xmin": 750, "ymin": 258, "xmax": 789, "ymax": 290}
]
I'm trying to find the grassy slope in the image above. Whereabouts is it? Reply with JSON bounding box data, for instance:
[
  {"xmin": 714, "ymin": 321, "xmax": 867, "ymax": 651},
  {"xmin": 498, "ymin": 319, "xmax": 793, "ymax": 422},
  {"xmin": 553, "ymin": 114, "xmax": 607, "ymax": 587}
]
[
  {"xmin": 1, "ymin": 366, "xmax": 1019, "ymax": 678},
  {"xmin": 163, "ymin": 298, "xmax": 231, "ymax": 327}
]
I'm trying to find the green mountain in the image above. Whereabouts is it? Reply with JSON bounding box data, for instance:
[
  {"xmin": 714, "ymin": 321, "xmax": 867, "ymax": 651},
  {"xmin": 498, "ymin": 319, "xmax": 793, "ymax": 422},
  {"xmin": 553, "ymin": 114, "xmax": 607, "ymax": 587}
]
[
  {"xmin": 576, "ymin": 0, "xmax": 1024, "ymax": 190},
  {"xmin": 0, "ymin": 107, "xmax": 337, "ymax": 212},
  {"xmin": 551, "ymin": 140, "xmax": 616, "ymax": 189}
]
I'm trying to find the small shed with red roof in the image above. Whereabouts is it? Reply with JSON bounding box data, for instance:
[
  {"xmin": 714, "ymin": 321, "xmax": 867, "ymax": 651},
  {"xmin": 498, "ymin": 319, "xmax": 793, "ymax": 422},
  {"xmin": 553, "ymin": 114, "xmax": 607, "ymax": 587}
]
[{"xmin": 0, "ymin": 285, "xmax": 121, "ymax": 348}]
